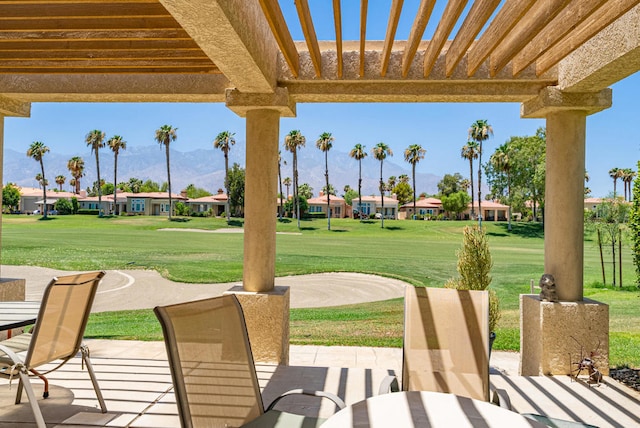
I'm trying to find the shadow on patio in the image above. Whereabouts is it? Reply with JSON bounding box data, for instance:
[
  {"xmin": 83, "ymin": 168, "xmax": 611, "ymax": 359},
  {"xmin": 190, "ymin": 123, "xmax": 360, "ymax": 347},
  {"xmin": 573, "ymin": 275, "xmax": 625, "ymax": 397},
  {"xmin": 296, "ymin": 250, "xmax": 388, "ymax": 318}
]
[{"xmin": 0, "ymin": 340, "xmax": 638, "ymax": 427}]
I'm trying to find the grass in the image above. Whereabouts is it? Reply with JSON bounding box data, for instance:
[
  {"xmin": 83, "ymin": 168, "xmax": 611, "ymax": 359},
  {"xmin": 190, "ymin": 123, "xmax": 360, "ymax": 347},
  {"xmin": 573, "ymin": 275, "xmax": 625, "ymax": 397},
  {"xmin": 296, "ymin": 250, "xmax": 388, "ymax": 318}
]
[{"xmin": 3, "ymin": 214, "xmax": 639, "ymax": 366}]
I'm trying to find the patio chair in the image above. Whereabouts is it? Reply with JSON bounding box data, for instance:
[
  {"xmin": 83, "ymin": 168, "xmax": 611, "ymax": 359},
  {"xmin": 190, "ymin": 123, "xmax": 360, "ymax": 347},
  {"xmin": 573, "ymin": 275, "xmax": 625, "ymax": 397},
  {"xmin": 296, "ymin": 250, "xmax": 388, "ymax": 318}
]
[
  {"xmin": 400, "ymin": 286, "xmax": 510, "ymax": 408},
  {"xmin": 154, "ymin": 294, "xmax": 346, "ymax": 428},
  {"xmin": 0, "ymin": 271, "xmax": 107, "ymax": 428}
]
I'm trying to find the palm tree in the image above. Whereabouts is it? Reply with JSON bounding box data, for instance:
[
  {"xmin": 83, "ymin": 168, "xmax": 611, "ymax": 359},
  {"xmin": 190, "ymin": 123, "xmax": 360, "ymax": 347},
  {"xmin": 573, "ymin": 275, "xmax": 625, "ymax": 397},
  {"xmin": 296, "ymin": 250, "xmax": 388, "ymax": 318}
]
[
  {"xmin": 609, "ymin": 167, "xmax": 622, "ymax": 198},
  {"xmin": 399, "ymin": 174, "xmax": 410, "ymax": 184},
  {"xmin": 468, "ymin": 120, "xmax": 493, "ymax": 228},
  {"xmin": 490, "ymin": 146, "xmax": 512, "ymax": 231},
  {"xmin": 107, "ymin": 135, "xmax": 126, "ymax": 215},
  {"xmin": 622, "ymin": 168, "xmax": 636, "ymax": 201},
  {"xmin": 404, "ymin": 144, "xmax": 426, "ymax": 220},
  {"xmin": 67, "ymin": 156, "xmax": 85, "ymax": 194},
  {"xmin": 372, "ymin": 142, "xmax": 393, "ymax": 228},
  {"xmin": 283, "ymin": 177, "xmax": 292, "ymax": 199},
  {"xmin": 213, "ymin": 131, "xmax": 236, "ymax": 223},
  {"xmin": 387, "ymin": 176, "xmax": 397, "ymax": 196},
  {"xmin": 349, "ymin": 143, "xmax": 367, "ymax": 219},
  {"xmin": 55, "ymin": 175, "xmax": 66, "ymax": 191},
  {"xmin": 284, "ymin": 130, "xmax": 306, "ymax": 228},
  {"xmin": 85, "ymin": 129, "xmax": 106, "ymax": 216},
  {"xmin": 461, "ymin": 140, "xmax": 480, "ymax": 218},
  {"xmin": 27, "ymin": 141, "xmax": 50, "ymax": 219},
  {"xmin": 155, "ymin": 125, "xmax": 178, "ymax": 220},
  {"xmin": 316, "ymin": 132, "xmax": 334, "ymax": 230}
]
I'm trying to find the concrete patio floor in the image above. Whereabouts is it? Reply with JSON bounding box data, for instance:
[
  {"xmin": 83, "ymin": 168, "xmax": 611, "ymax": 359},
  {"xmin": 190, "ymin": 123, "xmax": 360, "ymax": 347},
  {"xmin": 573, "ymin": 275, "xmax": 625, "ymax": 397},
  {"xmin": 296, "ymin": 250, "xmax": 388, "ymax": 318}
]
[{"xmin": 1, "ymin": 340, "xmax": 639, "ymax": 428}]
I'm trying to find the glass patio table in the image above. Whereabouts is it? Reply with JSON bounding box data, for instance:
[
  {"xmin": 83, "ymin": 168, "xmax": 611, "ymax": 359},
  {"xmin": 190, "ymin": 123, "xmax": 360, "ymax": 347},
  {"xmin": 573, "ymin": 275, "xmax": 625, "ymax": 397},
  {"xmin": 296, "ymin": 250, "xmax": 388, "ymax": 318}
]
[
  {"xmin": 0, "ymin": 301, "xmax": 39, "ymax": 337},
  {"xmin": 321, "ymin": 391, "xmax": 547, "ymax": 428}
]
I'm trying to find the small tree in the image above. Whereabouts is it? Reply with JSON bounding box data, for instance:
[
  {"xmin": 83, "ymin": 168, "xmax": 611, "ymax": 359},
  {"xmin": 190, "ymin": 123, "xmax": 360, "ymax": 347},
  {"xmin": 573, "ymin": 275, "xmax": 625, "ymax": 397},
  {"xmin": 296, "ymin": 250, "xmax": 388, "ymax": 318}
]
[
  {"xmin": 588, "ymin": 198, "xmax": 630, "ymax": 287},
  {"xmin": 445, "ymin": 226, "xmax": 500, "ymax": 332},
  {"xmin": 3, "ymin": 183, "xmax": 20, "ymax": 212},
  {"xmin": 54, "ymin": 198, "xmax": 73, "ymax": 215},
  {"xmin": 632, "ymin": 161, "xmax": 640, "ymax": 287},
  {"xmin": 441, "ymin": 191, "xmax": 471, "ymax": 220}
]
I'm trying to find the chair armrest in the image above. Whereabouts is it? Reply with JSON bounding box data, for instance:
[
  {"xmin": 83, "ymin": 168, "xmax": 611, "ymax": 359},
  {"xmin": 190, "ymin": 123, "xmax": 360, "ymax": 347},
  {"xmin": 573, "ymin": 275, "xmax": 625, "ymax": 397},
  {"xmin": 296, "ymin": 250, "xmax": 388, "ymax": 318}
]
[
  {"xmin": 378, "ymin": 375, "xmax": 400, "ymax": 395},
  {"xmin": 491, "ymin": 387, "xmax": 511, "ymax": 410},
  {"xmin": 265, "ymin": 388, "xmax": 346, "ymax": 412}
]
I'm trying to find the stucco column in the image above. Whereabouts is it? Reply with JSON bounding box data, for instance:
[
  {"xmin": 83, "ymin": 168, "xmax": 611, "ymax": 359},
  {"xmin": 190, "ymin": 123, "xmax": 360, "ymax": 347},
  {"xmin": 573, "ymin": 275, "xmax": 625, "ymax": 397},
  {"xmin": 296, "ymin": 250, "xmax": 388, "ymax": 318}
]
[
  {"xmin": 545, "ymin": 111, "xmax": 586, "ymax": 302},
  {"xmin": 243, "ymin": 109, "xmax": 279, "ymax": 292}
]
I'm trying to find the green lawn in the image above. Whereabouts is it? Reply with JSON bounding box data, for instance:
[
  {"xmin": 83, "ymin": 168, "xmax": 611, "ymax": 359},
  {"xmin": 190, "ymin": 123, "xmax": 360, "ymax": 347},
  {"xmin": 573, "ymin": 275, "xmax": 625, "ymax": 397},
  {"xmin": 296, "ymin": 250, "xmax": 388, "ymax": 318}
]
[{"xmin": 3, "ymin": 214, "xmax": 638, "ymax": 366}]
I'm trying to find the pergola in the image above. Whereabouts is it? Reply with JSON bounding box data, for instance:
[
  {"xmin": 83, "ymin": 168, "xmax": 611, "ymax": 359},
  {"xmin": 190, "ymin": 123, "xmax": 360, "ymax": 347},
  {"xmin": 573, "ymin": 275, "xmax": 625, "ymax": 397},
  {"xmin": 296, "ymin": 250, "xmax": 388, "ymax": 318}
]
[{"xmin": 1, "ymin": 0, "xmax": 639, "ymax": 374}]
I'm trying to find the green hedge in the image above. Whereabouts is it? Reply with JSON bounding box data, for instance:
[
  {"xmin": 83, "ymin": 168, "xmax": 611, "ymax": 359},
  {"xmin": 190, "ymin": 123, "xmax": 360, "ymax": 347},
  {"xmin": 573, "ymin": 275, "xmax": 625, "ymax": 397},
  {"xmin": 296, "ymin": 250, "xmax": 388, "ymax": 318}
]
[
  {"xmin": 77, "ymin": 209, "xmax": 100, "ymax": 215},
  {"xmin": 306, "ymin": 212, "xmax": 326, "ymax": 219}
]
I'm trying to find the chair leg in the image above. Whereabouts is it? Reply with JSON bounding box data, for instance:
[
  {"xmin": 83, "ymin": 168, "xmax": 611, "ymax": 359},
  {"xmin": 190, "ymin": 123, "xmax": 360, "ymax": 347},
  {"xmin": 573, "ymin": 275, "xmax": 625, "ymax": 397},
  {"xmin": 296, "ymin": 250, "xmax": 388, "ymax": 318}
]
[
  {"xmin": 15, "ymin": 376, "xmax": 24, "ymax": 405},
  {"xmin": 18, "ymin": 371, "xmax": 46, "ymax": 428},
  {"xmin": 81, "ymin": 346, "xmax": 107, "ymax": 413},
  {"xmin": 29, "ymin": 368, "xmax": 49, "ymax": 398}
]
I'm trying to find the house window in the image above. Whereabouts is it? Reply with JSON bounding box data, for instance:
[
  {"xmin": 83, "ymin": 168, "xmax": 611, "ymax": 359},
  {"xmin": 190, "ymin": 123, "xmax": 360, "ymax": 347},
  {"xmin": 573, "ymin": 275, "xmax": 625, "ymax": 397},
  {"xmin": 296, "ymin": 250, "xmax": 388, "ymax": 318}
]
[{"xmin": 131, "ymin": 199, "xmax": 145, "ymax": 213}]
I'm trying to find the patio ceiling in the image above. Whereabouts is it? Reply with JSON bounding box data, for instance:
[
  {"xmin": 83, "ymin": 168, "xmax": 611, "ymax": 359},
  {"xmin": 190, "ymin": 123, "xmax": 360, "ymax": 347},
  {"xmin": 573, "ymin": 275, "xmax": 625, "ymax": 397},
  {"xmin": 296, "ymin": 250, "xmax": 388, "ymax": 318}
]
[{"xmin": 0, "ymin": 0, "xmax": 639, "ymax": 112}]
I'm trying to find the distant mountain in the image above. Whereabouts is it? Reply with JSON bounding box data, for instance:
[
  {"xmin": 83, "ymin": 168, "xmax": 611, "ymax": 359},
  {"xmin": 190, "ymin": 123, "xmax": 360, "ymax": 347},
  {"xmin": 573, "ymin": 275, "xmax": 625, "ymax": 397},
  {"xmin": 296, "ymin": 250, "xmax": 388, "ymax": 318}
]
[{"xmin": 6, "ymin": 145, "xmax": 441, "ymax": 197}]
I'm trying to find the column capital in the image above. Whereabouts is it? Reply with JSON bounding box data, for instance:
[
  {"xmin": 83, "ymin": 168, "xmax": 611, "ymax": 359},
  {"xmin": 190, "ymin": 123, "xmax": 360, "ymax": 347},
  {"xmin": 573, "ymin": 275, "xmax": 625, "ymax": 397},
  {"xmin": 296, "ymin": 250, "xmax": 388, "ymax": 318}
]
[
  {"xmin": 225, "ymin": 87, "xmax": 296, "ymax": 118},
  {"xmin": 0, "ymin": 95, "xmax": 30, "ymax": 117},
  {"xmin": 521, "ymin": 87, "xmax": 611, "ymax": 119}
]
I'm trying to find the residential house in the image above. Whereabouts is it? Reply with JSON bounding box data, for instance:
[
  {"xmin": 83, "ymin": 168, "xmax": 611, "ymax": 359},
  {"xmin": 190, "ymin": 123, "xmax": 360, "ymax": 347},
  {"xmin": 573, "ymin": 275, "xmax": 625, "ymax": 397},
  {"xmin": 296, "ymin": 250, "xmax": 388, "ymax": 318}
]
[
  {"xmin": 353, "ymin": 195, "xmax": 398, "ymax": 219},
  {"xmin": 187, "ymin": 190, "xmax": 228, "ymax": 216},
  {"xmin": 125, "ymin": 192, "xmax": 187, "ymax": 216},
  {"xmin": 306, "ymin": 193, "xmax": 350, "ymax": 218},
  {"xmin": 399, "ymin": 197, "xmax": 443, "ymax": 219},
  {"xmin": 78, "ymin": 191, "xmax": 131, "ymax": 215},
  {"xmin": 18, "ymin": 186, "xmax": 77, "ymax": 214},
  {"xmin": 464, "ymin": 200, "xmax": 511, "ymax": 222}
]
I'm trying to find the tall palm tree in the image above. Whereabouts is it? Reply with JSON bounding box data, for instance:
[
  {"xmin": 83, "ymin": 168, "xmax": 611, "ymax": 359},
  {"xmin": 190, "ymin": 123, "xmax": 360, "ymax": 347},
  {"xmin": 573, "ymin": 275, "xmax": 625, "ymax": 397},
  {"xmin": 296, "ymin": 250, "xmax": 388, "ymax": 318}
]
[
  {"xmin": 490, "ymin": 146, "xmax": 512, "ymax": 231},
  {"xmin": 213, "ymin": 131, "xmax": 236, "ymax": 223},
  {"xmin": 372, "ymin": 142, "xmax": 393, "ymax": 228},
  {"xmin": 398, "ymin": 174, "xmax": 410, "ymax": 184},
  {"xmin": 155, "ymin": 125, "xmax": 178, "ymax": 220},
  {"xmin": 107, "ymin": 135, "xmax": 127, "ymax": 215},
  {"xmin": 404, "ymin": 144, "xmax": 426, "ymax": 220},
  {"xmin": 349, "ymin": 143, "xmax": 367, "ymax": 219},
  {"xmin": 283, "ymin": 177, "xmax": 292, "ymax": 199},
  {"xmin": 387, "ymin": 176, "xmax": 397, "ymax": 196},
  {"xmin": 55, "ymin": 175, "xmax": 66, "ymax": 191},
  {"xmin": 27, "ymin": 141, "xmax": 50, "ymax": 219},
  {"xmin": 67, "ymin": 156, "xmax": 85, "ymax": 194},
  {"xmin": 85, "ymin": 129, "xmax": 106, "ymax": 216},
  {"xmin": 461, "ymin": 140, "xmax": 480, "ymax": 218},
  {"xmin": 624, "ymin": 168, "xmax": 636, "ymax": 201},
  {"xmin": 316, "ymin": 132, "xmax": 334, "ymax": 230},
  {"xmin": 468, "ymin": 120, "xmax": 493, "ymax": 228},
  {"xmin": 284, "ymin": 130, "xmax": 306, "ymax": 229},
  {"xmin": 609, "ymin": 167, "xmax": 622, "ymax": 197}
]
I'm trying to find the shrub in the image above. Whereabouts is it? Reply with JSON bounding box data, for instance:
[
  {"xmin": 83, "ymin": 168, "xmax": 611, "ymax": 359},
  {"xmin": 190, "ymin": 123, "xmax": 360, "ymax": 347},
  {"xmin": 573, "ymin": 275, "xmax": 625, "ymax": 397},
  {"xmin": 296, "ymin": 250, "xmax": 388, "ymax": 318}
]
[
  {"xmin": 77, "ymin": 209, "xmax": 100, "ymax": 215},
  {"xmin": 53, "ymin": 198, "xmax": 73, "ymax": 215}
]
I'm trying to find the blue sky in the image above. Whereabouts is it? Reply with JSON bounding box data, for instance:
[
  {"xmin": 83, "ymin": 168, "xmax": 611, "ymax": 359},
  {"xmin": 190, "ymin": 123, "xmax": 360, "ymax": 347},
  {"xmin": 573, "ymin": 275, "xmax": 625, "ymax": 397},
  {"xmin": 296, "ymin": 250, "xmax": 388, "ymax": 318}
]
[{"xmin": 4, "ymin": 2, "xmax": 639, "ymax": 198}]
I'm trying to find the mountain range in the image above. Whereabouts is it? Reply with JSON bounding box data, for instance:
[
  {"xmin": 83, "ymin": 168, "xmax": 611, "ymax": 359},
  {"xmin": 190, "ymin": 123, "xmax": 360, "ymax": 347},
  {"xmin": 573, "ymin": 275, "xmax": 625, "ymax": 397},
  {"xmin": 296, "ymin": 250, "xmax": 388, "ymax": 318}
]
[{"xmin": 6, "ymin": 145, "xmax": 442, "ymax": 197}]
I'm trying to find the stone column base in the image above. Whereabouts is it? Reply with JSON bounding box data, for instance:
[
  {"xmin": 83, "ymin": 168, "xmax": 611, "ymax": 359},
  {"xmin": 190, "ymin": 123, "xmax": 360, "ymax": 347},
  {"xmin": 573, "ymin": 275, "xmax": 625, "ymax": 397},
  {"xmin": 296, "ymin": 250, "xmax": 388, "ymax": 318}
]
[
  {"xmin": 224, "ymin": 285, "xmax": 290, "ymax": 365},
  {"xmin": 0, "ymin": 278, "xmax": 26, "ymax": 301},
  {"xmin": 520, "ymin": 295, "xmax": 609, "ymax": 376}
]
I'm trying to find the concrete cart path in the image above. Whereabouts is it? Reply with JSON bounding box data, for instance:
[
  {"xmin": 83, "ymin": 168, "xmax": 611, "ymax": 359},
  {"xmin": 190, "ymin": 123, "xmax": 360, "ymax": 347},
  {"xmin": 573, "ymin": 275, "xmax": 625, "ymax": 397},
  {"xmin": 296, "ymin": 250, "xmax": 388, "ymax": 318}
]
[{"xmin": 1, "ymin": 265, "xmax": 407, "ymax": 312}]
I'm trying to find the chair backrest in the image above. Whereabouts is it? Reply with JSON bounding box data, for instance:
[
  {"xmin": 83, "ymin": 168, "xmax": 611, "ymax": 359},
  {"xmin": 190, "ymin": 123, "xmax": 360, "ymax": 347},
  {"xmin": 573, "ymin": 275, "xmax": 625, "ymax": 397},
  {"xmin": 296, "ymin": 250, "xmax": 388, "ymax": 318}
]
[
  {"xmin": 25, "ymin": 271, "xmax": 105, "ymax": 368},
  {"xmin": 154, "ymin": 294, "xmax": 264, "ymax": 428},
  {"xmin": 403, "ymin": 287, "xmax": 490, "ymax": 401}
]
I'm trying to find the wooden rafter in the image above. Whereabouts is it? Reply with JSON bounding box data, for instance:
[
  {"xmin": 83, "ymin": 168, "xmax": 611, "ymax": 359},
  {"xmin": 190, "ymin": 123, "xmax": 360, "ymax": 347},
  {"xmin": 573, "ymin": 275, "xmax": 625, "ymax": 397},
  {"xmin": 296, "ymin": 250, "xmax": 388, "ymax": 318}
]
[
  {"xmin": 536, "ymin": 0, "xmax": 640, "ymax": 76},
  {"xmin": 259, "ymin": 0, "xmax": 299, "ymax": 78},
  {"xmin": 0, "ymin": 2, "xmax": 166, "ymax": 19},
  {"xmin": 423, "ymin": 0, "xmax": 467, "ymax": 77},
  {"xmin": 512, "ymin": 0, "xmax": 607, "ymax": 76},
  {"xmin": 295, "ymin": 0, "xmax": 322, "ymax": 78},
  {"xmin": 360, "ymin": 0, "xmax": 368, "ymax": 77},
  {"xmin": 402, "ymin": 0, "xmax": 436, "ymax": 77},
  {"xmin": 333, "ymin": 0, "xmax": 343, "ymax": 78},
  {"xmin": 466, "ymin": 0, "xmax": 536, "ymax": 77},
  {"xmin": 445, "ymin": 0, "xmax": 500, "ymax": 77},
  {"xmin": 489, "ymin": 0, "xmax": 572, "ymax": 77},
  {"xmin": 381, "ymin": 0, "xmax": 403, "ymax": 77}
]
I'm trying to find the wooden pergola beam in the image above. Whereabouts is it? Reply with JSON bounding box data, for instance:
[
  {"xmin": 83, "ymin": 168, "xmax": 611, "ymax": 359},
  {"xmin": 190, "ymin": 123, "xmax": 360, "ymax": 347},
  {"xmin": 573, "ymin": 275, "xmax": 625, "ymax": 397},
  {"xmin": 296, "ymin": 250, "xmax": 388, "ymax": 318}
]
[
  {"xmin": 423, "ymin": 0, "xmax": 467, "ymax": 77},
  {"xmin": 333, "ymin": 0, "xmax": 343, "ymax": 78},
  {"xmin": 513, "ymin": 0, "xmax": 607, "ymax": 76},
  {"xmin": 467, "ymin": 0, "xmax": 536, "ymax": 77},
  {"xmin": 536, "ymin": 0, "xmax": 640, "ymax": 77},
  {"xmin": 402, "ymin": 0, "xmax": 436, "ymax": 77},
  {"xmin": 259, "ymin": 0, "xmax": 299, "ymax": 78},
  {"xmin": 359, "ymin": 0, "xmax": 368, "ymax": 77},
  {"xmin": 489, "ymin": 0, "xmax": 572, "ymax": 77},
  {"xmin": 381, "ymin": 0, "xmax": 403, "ymax": 77},
  {"xmin": 445, "ymin": 0, "xmax": 501, "ymax": 77},
  {"xmin": 295, "ymin": 0, "xmax": 322, "ymax": 78}
]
